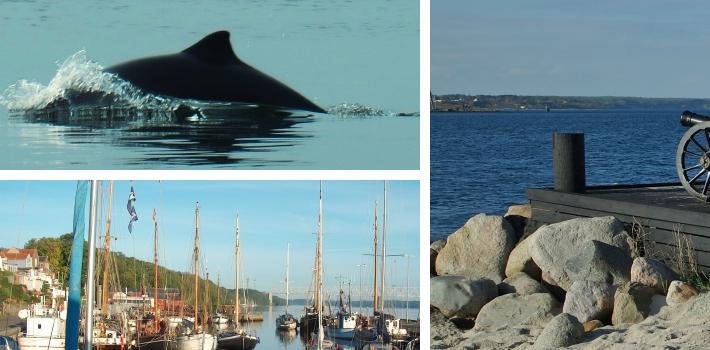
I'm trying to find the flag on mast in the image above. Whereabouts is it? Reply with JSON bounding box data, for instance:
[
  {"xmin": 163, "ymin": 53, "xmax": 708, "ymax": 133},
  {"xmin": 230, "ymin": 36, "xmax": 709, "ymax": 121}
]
[{"xmin": 127, "ymin": 186, "xmax": 138, "ymax": 233}]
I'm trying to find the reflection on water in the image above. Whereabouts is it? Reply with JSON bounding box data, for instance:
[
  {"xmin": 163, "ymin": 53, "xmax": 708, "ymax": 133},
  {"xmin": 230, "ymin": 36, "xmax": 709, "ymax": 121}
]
[{"xmin": 9, "ymin": 105, "xmax": 313, "ymax": 166}]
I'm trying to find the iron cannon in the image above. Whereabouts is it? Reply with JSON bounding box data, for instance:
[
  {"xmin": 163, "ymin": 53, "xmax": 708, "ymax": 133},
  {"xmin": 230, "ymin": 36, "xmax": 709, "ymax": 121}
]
[{"xmin": 677, "ymin": 110, "xmax": 710, "ymax": 201}]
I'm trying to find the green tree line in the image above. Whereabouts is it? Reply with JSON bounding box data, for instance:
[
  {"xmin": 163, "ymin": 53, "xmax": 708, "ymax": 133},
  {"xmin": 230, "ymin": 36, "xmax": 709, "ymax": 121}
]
[{"xmin": 24, "ymin": 233, "xmax": 283, "ymax": 308}]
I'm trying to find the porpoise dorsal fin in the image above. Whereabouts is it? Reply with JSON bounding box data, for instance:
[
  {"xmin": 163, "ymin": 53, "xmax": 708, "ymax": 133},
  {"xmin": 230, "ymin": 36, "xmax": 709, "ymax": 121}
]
[{"xmin": 182, "ymin": 31, "xmax": 242, "ymax": 64}]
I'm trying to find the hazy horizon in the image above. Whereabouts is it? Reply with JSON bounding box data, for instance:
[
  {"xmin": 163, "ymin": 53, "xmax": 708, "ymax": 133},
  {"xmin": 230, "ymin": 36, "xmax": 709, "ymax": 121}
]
[{"xmin": 432, "ymin": 1, "xmax": 710, "ymax": 98}]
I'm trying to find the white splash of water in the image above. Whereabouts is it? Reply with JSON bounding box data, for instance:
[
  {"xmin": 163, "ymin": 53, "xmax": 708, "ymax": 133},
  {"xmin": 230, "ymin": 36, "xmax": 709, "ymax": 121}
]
[{"xmin": 0, "ymin": 50, "xmax": 181, "ymax": 111}]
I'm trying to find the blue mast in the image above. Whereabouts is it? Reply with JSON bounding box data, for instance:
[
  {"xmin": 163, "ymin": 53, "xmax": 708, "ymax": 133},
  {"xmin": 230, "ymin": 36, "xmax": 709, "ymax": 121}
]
[{"xmin": 66, "ymin": 181, "xmax": 89, "ymax": 350}]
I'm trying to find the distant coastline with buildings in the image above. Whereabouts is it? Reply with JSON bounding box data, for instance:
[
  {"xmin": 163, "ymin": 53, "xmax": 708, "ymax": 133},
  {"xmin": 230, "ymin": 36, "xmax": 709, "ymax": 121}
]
[{"xmin": 430, "ymin": 93, "xmax": 710, "ymax": 112}]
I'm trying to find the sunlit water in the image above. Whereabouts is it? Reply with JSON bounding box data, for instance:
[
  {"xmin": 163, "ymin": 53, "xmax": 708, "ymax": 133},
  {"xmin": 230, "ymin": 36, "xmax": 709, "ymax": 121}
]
[
  {"xmin": 0, "ymin": 0, "xmax": 419, "ymax": 169},
  {"xmin": 430, "ymin": 109, "xmax": 698, "ymax": 240},
  {"xmin": 231, "ymin": 305, "xmax": 419, "ymax": 349}
]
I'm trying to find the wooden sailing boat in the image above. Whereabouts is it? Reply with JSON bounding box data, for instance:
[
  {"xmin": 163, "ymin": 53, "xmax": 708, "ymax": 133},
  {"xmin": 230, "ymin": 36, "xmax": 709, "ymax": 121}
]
[
  {"xmin": 211, "ymin": 273, "xmax": 229, "ymax": 326},
  {"xmin": 307, "ymin": 183, "xmax": 334, "ymax": 350},
  {"xmin": 275, "ymin": 243, "xmax": 297, "ymax": 331},
  {"xmin": 176, "ymin": 203, "xmax": 216, "ymax": 350},
  {"xmin": 216, "ymin": 214, "xmax": 259, "ymax": 350},
  {"xmin": 134, "ymin": 208, "xmax": 178, "ymax": 350}
]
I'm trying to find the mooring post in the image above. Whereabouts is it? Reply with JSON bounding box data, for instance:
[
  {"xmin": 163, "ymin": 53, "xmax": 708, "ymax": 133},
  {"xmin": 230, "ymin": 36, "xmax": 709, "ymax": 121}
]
[{"xmin": 553, "ymin": 133, "xmax": 586, "ymax": 193}]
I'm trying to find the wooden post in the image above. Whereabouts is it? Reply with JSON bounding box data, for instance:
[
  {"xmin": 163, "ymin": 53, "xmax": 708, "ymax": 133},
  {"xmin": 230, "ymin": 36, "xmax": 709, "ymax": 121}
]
[{"xmin": 553, "ymin": 133, "xmax": 585, "ymax": 193}]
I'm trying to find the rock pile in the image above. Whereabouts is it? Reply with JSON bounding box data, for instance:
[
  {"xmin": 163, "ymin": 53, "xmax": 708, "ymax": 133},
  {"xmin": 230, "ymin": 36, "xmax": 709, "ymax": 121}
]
[{"xmin": 431, "ymin": 209, "xmax": 704, "ymax": 349}]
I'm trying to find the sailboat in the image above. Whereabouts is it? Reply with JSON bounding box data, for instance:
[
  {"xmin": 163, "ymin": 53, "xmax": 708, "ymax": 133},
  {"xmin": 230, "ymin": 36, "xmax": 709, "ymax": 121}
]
[
  {"xmin": 134, "ymin": 208, "xmax": 177, "ymax": 350},
  {"xmin": 307, "ymin": 183, "xmax": 334, "ymax": 350},
  {"xmin": 357, "ymin": 182, "xmax": 407, "ymax": 350},
  {"xmin": 327, "ymin": 284, "xmax": 358, "ymax": 340},
  {"xmin": 216, "ymin": 214, "xmax": 259, "ymax": 350},
  {"xmin": 176, "ymin": 203, "xmax": 217, "ymax": 350},
  {"xmin": 275, "ymin": 243, "xmax": 298, "ymax": 331},
  {"xmin": 211, "ymin": 274, "xmax": 229, "ymax": 327}
]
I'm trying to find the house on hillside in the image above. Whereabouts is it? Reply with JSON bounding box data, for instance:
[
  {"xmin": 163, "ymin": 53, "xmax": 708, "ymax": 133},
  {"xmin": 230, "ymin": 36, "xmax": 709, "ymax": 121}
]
[{"xmin": 0, "ymin": 248, "xmax": 55, "ymax": 291}]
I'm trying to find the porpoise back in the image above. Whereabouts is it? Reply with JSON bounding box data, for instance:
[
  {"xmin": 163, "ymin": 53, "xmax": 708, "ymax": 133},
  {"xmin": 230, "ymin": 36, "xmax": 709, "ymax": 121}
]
[{"xmin": 105, "ymin": 31, "xmax": 326, "ymax": 113}]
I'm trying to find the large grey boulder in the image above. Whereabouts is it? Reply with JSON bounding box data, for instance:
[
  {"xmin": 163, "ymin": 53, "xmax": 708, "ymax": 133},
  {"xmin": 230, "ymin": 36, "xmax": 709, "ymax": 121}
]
[
  {"xmin": 563, "ymin": 281, "xmax": 617, "ymax": 323},
  {"xmin": 435, "ymin": 214, "xmax": 517, "ymax": 282},
  {"xmin": 630, "ymin": 257, "xmax": 678, "ymax": 293},
  {"xmin": 498, "ymin": 272, "xmax": 547, "ymax": 295},
  {"xmin": 533, "ymin": 313, "xmax": 585, "ymax": 349},
  {"xmin": 474, "ymin": 292, "xmax": 561, "ymax": 331},
  {"xmin": 530, "ymin": 216, "xmax": 629, "ymax": 291},
  {"xmin": 563, "ymin": 240, "xmax": 632, "ymax": 287},
  {"xmin": 611, "ymin": 282, "xmax": 657, "ymax": 325},
  {"xmin": 505, "ymin": 234, "xmax": 542, "ymax": 280},
  {"xmin": 430, "ymin": 275, "xmax": 498, "ymax": 318}
]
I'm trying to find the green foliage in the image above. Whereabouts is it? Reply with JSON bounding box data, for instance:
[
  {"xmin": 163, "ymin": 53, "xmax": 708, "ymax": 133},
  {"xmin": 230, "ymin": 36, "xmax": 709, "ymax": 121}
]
[
  {"xmin": 0, "ymin": 271, "xmax": 38, "ymax": 304},
  {"xmin": 24, "ymin": 234, "xmax": 284, "ymax": 307}
]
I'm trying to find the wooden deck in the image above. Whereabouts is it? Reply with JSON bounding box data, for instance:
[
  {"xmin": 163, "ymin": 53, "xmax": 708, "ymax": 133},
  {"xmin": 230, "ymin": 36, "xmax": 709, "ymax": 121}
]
[{"xmin": 526, "ymin": 183, "xmax": 710, "ymax": 270}]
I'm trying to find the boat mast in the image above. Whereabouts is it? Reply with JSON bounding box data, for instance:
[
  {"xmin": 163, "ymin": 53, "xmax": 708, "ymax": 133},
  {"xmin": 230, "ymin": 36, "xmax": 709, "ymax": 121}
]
[
  {"xmin": 194, "ymin": 202, "xmax": 200, "ymax": 333},
  {"xmin": 85, "ymin": 180, "xmax": 99, "ymax": 350},
  {"xmin": 101, "ymin": 181, "xmax": 113, "ymax": 317},
  {"xmin": 217, "ymin": 273, "xmax": 220, "ymax": 314},
  {"xmin": 234, "ymin": 214, "xmax": 240, "ymax": 326},
  {"xmin": 286, "ymin": 243, "xmax": 290, "ymax": 315},
  {"xmin": 381, "ymin": 182, "xmax": 387, "ymax": 318},
  {"xmin": 373, "ymin": 201, "xmax": 379, "ymax": 318},
  {"xmin": 203, "ymin": 272, "xmax": 209, "ymax": 331},
  {"xmin": 317, "ymin": 182, "xmax": 323, "ymax": 350},
  {"xmin": 153, "ymin": 209, "xmax": 160, "ymax": 327}
]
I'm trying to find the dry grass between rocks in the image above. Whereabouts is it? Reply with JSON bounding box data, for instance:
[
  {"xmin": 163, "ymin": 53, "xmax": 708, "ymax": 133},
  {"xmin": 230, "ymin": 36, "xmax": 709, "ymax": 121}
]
[{"xmin": 628, "ymin": 217, "xmax": 710, "ymax": 291}]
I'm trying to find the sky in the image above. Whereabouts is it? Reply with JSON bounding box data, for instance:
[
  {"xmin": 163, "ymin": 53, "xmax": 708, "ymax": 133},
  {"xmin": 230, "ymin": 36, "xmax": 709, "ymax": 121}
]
[
  {"xmin": 0, "ymin": 181, "xmax": 419, "ymax": 301},
  {"xmin": 432, "ymin": 0, "xmax": 710, "ymax": 98}
]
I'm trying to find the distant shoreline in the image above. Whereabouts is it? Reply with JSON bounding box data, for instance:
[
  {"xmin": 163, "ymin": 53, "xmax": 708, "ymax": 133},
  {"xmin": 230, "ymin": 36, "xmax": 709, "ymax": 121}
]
[{"xmin": 430, "ymin": 94, "xmax": 710, "ymax": 113}]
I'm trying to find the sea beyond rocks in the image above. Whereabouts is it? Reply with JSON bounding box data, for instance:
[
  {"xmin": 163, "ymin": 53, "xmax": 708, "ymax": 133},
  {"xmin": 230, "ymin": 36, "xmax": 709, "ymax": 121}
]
[{"xmin": 430, "ymin": 208, "xmax": 708, "ymax": 349}]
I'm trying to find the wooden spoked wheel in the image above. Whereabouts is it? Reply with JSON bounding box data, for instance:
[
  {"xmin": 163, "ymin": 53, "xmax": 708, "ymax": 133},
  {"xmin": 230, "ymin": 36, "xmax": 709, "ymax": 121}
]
[{"xmin": 677, "ymin": 121, "xmax": 710, "ymax": 201}]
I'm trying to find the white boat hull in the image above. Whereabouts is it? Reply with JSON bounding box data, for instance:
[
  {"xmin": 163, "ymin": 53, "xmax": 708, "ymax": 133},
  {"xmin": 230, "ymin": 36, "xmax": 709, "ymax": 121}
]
[
  {"xmin": 176, "ymin": 333, "xmax": 216, "ymax": 350},
  {"xmin": 18, "ymin": 336, "xmax": 65, "ymax": 350}
]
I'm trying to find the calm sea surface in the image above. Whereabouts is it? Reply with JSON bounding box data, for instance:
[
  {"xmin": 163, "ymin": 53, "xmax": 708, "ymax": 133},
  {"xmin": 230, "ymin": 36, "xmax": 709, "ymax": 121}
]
[
  {"xmin": 430, "ymin": 109, "xmax": 699, "ymax": 240},
  {"xmin": 241, "ymin": 305, "xmax": 419, "ymax": 349},
  {"xmin": 0, "ymin": 0, "xmax": 419, "ymax": 169}
]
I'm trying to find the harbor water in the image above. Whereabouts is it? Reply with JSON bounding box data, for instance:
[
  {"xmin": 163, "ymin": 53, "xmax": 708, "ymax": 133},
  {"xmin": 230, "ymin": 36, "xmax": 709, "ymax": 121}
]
[{"xmin": 430, "ymin": 109, "xmax": 694, "ymax": 240}]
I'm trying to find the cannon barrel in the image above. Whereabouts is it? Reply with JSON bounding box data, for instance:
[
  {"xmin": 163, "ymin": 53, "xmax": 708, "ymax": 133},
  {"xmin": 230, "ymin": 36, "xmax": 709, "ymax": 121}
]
[{"xmin": 681, "ymin": 110, "xmax": 710, "ymax": 127}]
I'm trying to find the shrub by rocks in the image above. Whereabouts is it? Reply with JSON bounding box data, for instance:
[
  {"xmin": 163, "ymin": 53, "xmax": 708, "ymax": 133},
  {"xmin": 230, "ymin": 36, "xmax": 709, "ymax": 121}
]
[
  {"xmin": 530, "ymin": 216, "xmax": 630, "ymax": 291},
  {"xmin": 533, "ymin": 313, "xmax": 584, "ymax": 349},
  {"xmin": 630, "ymin": 257, "xmax": 678, "ymax": 293},
  {"xmin": 435, "ymin": 214, "xmax": 517, "ymax": 283},
  {"xmin": 430, "ymin": 275, "xmax": 498, "ymax": 318}
]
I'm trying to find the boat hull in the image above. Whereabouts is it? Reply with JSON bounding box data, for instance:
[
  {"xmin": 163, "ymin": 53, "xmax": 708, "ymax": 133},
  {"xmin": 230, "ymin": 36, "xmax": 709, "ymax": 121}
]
[
  {"xmin": 176, "ymin": 333, "xmax": 216, "ymax": 350},
  {"xmin": 216, "ymin": 334, "xmax": 258, "ymax": 350},
  {"xmin": 18, "ymin": 337, "xmax": 65, "ymax": 350},
  {"xmin": 135, "ymin": 334, "xmax": 177, "ymax": 350}
]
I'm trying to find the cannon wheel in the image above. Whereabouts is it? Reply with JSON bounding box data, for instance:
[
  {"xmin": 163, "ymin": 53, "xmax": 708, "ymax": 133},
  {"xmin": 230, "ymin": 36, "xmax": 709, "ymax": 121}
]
[{"xmin": 677, "ymin": 121, "xmax": 710, "ymax": 201}]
